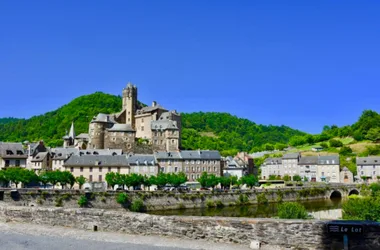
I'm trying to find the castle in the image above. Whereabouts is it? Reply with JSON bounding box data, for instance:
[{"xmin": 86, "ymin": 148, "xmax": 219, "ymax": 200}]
[{"xmin": 63, "ymin": 83, "xmax": 181, "ymax": 152}]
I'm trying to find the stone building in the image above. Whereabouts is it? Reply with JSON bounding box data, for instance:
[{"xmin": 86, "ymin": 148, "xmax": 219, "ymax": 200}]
[
  {"xmin": 317, "ymin": 155, "xmax": 340, "ymax": 183},
  {"xmin": 261, "ymin": 157, "xmax": 282, "ymax": 179},
  {"xmin": 154, "ymin": 150, "xmax": 222, "ymax": 182},
  {"xmin": 282, "ymin": 153, "xmax": 301, "ymax": 178},
  {"xmin": 85, "ymin": 83, "xmax": 181, "ymax": 153},
  {"xmin": 298, "ymin": 156, "xmax": 318, "ymax": 181},
  {"xmin": 260, "ymin": 154, "xmax": 341, "ymax": 183},
  {"xmin": 0, "ymin": 142, "xmax": 27, "ymax": 169},
  {"xmin": 340, "ymin": 167, "xmax": 354, "ymax": 184},
  {"xmin": 356, "ymin": 156, "xmax": 380, "ymax": 183}
]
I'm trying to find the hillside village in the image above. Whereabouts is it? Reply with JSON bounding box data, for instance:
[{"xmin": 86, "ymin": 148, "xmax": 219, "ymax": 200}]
[{"xmin": 0, "ymin": 83, "xmax": 380, "ymax": 189}]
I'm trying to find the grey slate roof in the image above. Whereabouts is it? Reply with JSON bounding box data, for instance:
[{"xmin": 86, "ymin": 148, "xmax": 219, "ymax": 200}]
[
  {"xmin": 0, "ymin": 142, "xmax": 27, "ymax": 159},
  {"xmin": 154, "ymin": 151, "xmax": 182, "ymax": 160},
  {"xmin": 64, "ymin": 155, "xmax": 129, "ymax": 167},
  {"xmin": 139, "ymin": 105, "xmax": 167, "ymax": 114},
  {"xmin": 151, "ymin": 120, "xmax": 178, "ymax": 130},
  {"xmin": 91, "ymin": 113, "xmax": 116, "ymax": 123},
  {"xmin": 357, "ymin": 156, "xmax": 380, "ymax": 165},
  {"xmin": 107, "ymin": 124, "xmax": 135, "ymax": 132},
  {"xmin": 283, "ymin": 153, "xmax": 300, "ymax": 159},
  {"xmin": 318, "ymin": 155, "xmax": 339, "ymax": 165},
  {"xmin": 298, "ymin": 156, "xmax": 318, "ymax": 165},
  {"xmin": 76, "ymin": 133, "xmax": 90, "ymax": 140},
  {"xmin": 127, "ymin": 154, "xmax": 157, "ymax": 166},
  {"xmin": 31, "ymin": 152, "xmax": 49, "ymax": 162},
  {"xmin": 264, "ymin": 157, "xmax": 282, "ymax": 165},
  {"xmin": 52, "ymin": 148, "xmax": 122, "ymax": 159},
  {"xmin": 180, "ymin": 150, "xmax": 221, "ymax": 160}
]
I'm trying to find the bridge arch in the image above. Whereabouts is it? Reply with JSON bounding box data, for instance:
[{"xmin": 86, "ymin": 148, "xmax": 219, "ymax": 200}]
[
  {"xmin": 330, "ymin": 190, "xmax": 342, "ymax": 199},
  {"xmin": 348, "ymin": 189, "xmax": 360, "ymax": 196}
]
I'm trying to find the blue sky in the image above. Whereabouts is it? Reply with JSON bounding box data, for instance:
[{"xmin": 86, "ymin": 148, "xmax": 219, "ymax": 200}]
[{"xmin": 1, "ymin": 1, "xmax": 379, "ymax": 134}]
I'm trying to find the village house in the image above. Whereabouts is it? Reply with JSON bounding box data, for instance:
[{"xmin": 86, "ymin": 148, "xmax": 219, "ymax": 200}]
[
  {"xmin": 0, "ymin": 142, "xmax": 27, "ymax": 169},
  {"xmin": 356, "ymin": 156, "xmax": 380, "ymax": 183}
]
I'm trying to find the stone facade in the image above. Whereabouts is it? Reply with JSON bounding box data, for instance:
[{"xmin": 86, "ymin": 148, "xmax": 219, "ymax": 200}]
[
  {"xmin": 0, "ymin": 142, "xmax": 27, "ymax": 169},
  {"xmin": 85, "ymin": 83, "xmax": 181, "ymax": 153},
  {"xmin": 261, "ymin": 154, "xmax": 342, "ymax": 183},
  {"xmin": 357, "ymin": 156, "xmax": 380, "ymax": 183}
]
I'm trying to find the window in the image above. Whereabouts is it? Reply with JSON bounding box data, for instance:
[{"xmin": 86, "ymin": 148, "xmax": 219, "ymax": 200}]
[
  {"xmin": 374, "ymin": 171, "xmax": 376, "ymax": 175},
  {"xmin": 141, "ymin": 118, "xmax": 144, "ymax": 123},
  {"xmin": 322, "ymin": 172, "xmax": 325, "ymax": 176},
  {"xmin": 99, "ymin": 175, "xmax": 102, "ymax": 182},
  {"xmin": 70, "ymin": 167, "xmax": 74, "ymax": 173},
  {"xmin": 141, "ymin": 126, "xmax": 144, "ymax": 131},
  {"xmin": 99, "ymin": 167, "xmax": 102, "ymax": 172},
  {"xmin": 117, "ymin": 167, "xmax": 121, "ymax": 173},
  {"xmin": 89, "ymin": 175, "xmax": 93, "ymax": 182},
  {"xmin": 174, "ymin": 167, "xmax": 178, "ymax": 172},
  {"xmin": 5, "ymin": 160, "xmax": 9, "ymax": 167},
  {"xmin": 185, "ymin": 161, "xmax": 189, "ymax": 164},
  {"xmin": 90, "ymin": 167, "xmax": 93, "ymax": 172},
  {"xmin": 108, "ymin": 167, "xmax": 111, "ymax": 172},
  {"xmin": 214, "ymin": 167, "xmax": 216, "ymax": 172},
  {"xmin": 15, "ymin": 160, "xmax": 20, "ymax": 167},
  {"xmin": 80, "ymin": 167, "xmax": 83, "ymax": 172},
  {"xmin": 361, "ymin": 171, "xmax": 364, "ymax": 175}
]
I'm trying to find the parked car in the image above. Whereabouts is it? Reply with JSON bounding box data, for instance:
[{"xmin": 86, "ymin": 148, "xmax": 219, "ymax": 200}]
[
  {"xmin": 163, "ymin": 185, "xmax": 175, "ymax": 191},
  {"xmin": 177, "ymin": 184, "xmax": 189, "ymax": 192}
]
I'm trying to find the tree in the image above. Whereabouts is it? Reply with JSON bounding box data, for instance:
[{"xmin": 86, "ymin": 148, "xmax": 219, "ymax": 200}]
[
  {"xmin": 320, "ymin": 142, "xmax": 328, "ymax": 149},
  {"xmin": 105, "ymin": 172, "xmax": 117, "ymax": 189},
  {"xmin": 155, "ymin": 173, "xmax": 169, "ymax": 188},
  {"xmin": 339, "ymin": 146, "xmax": 353, "ymax": 156},
  {"xmin": 269, "ymin": 175, "xmax": 277, "ymax": 180},
  {"xmin": 292, "ymin": 175, "xmax": 302, "ymax": 181},
  {"xmin": 264, "ymin": 143, "xmax": 274, "ymax": 151},
  {"xmin": 289, "ymin": 136, "xmax": 307, "ymax": 147},
  {"xmin": 303, "ymin": 176, "xmax": 308, "ymax": 182},
  {"xmin": 329, "ymin": 139, "xmax": 343, "ymax": 148},
  {"xmin": 198, "ymin": 172, "xmax": 209, "ymax": 188},
  {"xmin": 275, "ymin": 143, "xmax": 287, "ymax": 151},
  {"xmin": 75, "ymin": 176, "xmax": 87, "ymax": 189},
  {"xmin": 219, "ymin": 176, "xmax": 231, "ymax": 189},
  {"xmin": 59, "ymin": 171, "xmax": 76, "ymax": 189},
  {"xmin": 167, "ymin": 173, "xmax": 188, "ymax": 188},
  {"xmin": 366, "ymin": 128, "xmax": 380, "ymax": 142},
  {"xmin": 241, "ymin": 175, "xmax": 258, "ymax": 189},
  {"xmin": 283, "ymin": 175, "xmax": 291, "ymax": 181}
]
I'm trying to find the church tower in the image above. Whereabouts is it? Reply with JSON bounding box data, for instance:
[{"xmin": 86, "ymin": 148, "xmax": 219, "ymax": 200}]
[{"xmin": 122, "ymin": 83, "xmax": 138, "ymax": 129}]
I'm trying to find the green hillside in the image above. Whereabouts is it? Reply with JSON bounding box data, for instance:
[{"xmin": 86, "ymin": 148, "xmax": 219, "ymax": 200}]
[
  {"xmin": 0, "ymin": 92, "xmax": 306, "ymax": 151},
  {"xmin": 0, "ymin": 117, "xmax": 20, "ymax": 124}
]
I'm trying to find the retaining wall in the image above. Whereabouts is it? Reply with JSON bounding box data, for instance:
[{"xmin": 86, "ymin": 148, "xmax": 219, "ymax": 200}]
[{"xmin": 0, "ymin": 205, "xmax": 379, "ymax": 249}]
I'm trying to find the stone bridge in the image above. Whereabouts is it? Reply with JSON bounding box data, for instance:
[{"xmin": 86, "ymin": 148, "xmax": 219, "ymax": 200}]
[{"xmin": 326, "ymin": 184, "xmax": 361, "ymax": 199}]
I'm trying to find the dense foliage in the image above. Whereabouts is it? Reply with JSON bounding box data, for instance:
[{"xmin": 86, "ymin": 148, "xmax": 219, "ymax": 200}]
[
  {"xmin": 182, "ymin": 112, "xmax": 305, "ymax": 155},
  {"xmin": 0, "ymin": 92, "xmax": 122, "ymax": 147},
  {"xmin": 105, "ymin": 172, "xmax": 188, "ymax": 190},
  {"xmin": 277, "ymin": 202, "xmax": 308, "ymax": 219},
  {"xmin": 0, "ymin": 117, "xmax": 20, "ymax": 124},
  {"xmin": 342, "ymin": 183, "xmax": 380, "ymax": 222}
]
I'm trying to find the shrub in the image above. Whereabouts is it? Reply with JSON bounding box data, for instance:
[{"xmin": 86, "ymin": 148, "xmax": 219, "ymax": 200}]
[
  {"xmin": 342, "ymin": 196, "xmax": 380, "ymax": 221},
  {"xmin": 329, "ymin": 139, "xmax": 343, "ymax": 148},
  {"xmin": 78, "ymin": 195, "xmax": 88, "ymax": 207},
  {"xmin": 277, "ymin": 202, "xmax": 308, "ymax": 219},
  {"xmin": 238, "ymin": 194, "xmax": 249, "ymax": 204},
  {"xmin": 256, "ymin": 193, "xmax": 268, "ymax": 204},
  {"xmin": 130, "ymin": 199, "xmax": 145, "ymax": 212},
  {"xmin": 206, "ymin": 199, "xmax": 216, "ymax": 208},
  {"xmin": 116, "ymin": 193, "xmax": 129, "ymax": 204},
  {"xmin": 215, "ymin": 200, "xmax": 224, "ymax": 208}
]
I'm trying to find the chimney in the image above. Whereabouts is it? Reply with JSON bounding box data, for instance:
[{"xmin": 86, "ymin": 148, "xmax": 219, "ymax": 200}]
[{"xmin": 152, "ymin": 101, "xmax": 157, "ymax": 107}]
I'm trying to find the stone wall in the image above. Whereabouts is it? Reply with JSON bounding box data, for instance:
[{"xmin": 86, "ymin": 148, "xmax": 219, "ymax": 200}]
[
  {"xmin": 0, "ymin": 187, "xmax": 331, "ymax": 211},
  {"xmin": 0, "ymin": 205, "xmax": 379, "ymax": 249}
]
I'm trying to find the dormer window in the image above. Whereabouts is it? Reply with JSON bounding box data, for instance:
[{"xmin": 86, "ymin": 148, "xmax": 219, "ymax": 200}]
[
  {"xmin": 6, "ymin": 150, "xmax": 13, "ymax": 155},
  {"xmin": 16, "ymin": 150, "xmax": 23, "ymax": 155}
]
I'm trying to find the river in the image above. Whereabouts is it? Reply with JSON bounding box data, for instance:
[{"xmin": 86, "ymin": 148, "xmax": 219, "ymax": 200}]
[{"xmin": 148, "ymin": 198, "xmax": 343, "ymax": 219}]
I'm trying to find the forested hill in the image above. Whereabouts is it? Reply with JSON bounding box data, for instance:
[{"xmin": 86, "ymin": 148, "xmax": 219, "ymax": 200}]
[
  {"xmin": 0, "ymin": 92, "xmax": 306, "ymax": 151},
  {"xmin": 181, "ymin": 112, "xmax": 306, "ymax": 155},
  {"xmin": 0, "ymin": 117, "xmax": 20, "ymax": 124},
  {"xmin": 0, "ymin": 92, "xmax": 122, "ymax": 146}
]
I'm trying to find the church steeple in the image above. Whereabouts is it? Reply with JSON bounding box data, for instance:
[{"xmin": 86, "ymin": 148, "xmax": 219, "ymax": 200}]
[{"xmin": 69, "ymin": 121, "xmax": 76, "ymax": 140}]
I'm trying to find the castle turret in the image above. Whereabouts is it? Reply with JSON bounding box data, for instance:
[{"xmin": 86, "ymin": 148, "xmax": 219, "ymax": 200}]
[{"xmin": 122, "ymin": 83, "xmax": 138, "ymax": 129}]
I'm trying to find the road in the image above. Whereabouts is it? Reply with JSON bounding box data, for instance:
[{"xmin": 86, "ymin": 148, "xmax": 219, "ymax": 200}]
[{"xmin": 0, "ymin": 222, "xmax": 250, "ymax": 250}]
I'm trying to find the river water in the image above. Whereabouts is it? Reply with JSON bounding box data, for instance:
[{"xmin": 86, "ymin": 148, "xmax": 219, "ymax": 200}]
[{"xmin": 148, "ymin": 198, "xmax": 343, "ymax": 219}]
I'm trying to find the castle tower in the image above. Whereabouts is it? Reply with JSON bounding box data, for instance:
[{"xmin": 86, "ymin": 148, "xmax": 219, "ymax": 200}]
[
  {"xmin": 63, "ymin": 122, "xmax": 75, "ymax": 148},
  {"xmin": 122, "ymin": 83, "xmax": 138, "ymax": 129}
]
